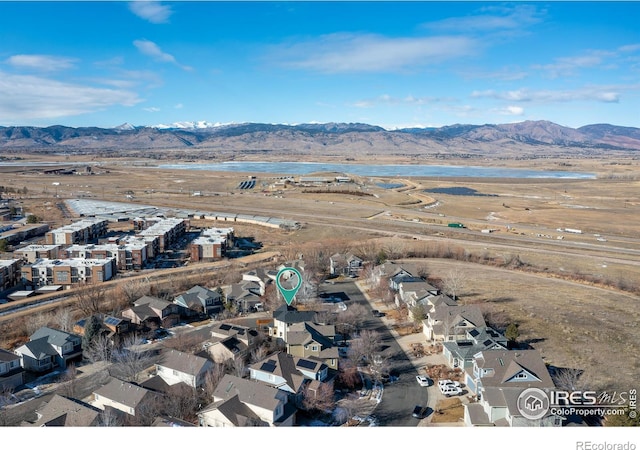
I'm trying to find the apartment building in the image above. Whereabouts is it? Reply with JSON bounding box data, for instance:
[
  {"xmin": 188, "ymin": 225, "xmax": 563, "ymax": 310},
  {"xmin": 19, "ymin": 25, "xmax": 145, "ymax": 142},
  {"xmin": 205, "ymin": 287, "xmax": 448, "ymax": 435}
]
[
  {"xmin": 135, "ymin": 218, "xmax": 186, "ymax": 253},
  {"xmin": 21, "ymin": 257, "xmax": 116, "ymax": 287},
  {"xmin": 14, "ymin": 244, "xmax": 61, "ymax": 263},
  {"xmin": 44, "ymin": 218, "xmax": 108, "ymax": 245},
  {"xmin": 0, "ymin": 259, "xmax": 21, "ymax": 291},
  {"xmin": 60, "ymin": 241, "xmax": 148, "ymax": 271}
]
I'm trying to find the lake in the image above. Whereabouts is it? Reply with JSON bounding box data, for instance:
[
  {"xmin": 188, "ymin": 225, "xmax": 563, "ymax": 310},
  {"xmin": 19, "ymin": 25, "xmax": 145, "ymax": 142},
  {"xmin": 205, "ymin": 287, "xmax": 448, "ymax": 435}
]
[{"xmin": 158, "ymin": 161, "xmax": 596, "ymax": 179}]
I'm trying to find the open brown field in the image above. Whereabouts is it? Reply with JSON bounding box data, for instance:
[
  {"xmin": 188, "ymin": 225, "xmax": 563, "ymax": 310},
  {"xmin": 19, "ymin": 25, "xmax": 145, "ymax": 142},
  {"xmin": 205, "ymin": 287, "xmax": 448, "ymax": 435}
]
[{"xmin": 2, "ymin": 152, "xmax": 639, "ymax": 393}]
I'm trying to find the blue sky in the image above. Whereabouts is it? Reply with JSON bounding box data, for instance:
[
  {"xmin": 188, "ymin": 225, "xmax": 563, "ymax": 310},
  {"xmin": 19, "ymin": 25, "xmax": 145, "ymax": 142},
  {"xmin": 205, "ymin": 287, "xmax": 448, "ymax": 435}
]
[{"xmin": 1, "ymin": 1, "xmax": 639, "ymax": 129}]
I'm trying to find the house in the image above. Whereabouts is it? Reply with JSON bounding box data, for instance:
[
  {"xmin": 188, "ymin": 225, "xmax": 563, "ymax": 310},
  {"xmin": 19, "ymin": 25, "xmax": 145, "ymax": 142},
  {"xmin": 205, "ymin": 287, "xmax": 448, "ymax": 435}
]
[
  {"xmin": 0, "ymin": 348, "xmax": 24, "ymax": 391},
  {"xmin": 225, "ymin": 280, "xmax": 264, "ymax": 313},
  {"xmin": 422, "ymin": 303, "xmax": 486, "ymax": 342},
  {"xmin": 329, "ymin": 252, "xmax": 363, "ymax": 277},
  {"xmin": 249, "ymin": 351, "xmax": 329, "ymax": 394},
  {"xmin": 270, "ymin": 304, "xmax": 317, "ymax": 342},
  {"xmin": 92, "ymin": 377, "xmax": 158, "ymax": 418},
  {"xmin": 174, "ymin": 285, "xmax": 224, "ymax": 318},
  {"xmin": 23, "ymin": 394, "xmax": 101, "ymax": 427},
  {"xmin": 370, "ymin": 261, "xmax": 419, "ymax": 290},
  {"xmin": 14, "ymin": 327, "xmax": 82, "ymax": 373},
  {"xmin": 73, "ymin": 314, "xmax": 132, "ymax": 345},
  {"xmin": 442, "ymin": 327, "xmax": 508, "ymax": 369},
  {"xmin": 463, "ymin": 349, "xmax": 562, "ymax": 427},
  {"xmin": 396, "ymin": 279, "xmax": 441, "ymax": 310},
  {"xmin": 285, "ymin": 322, "xmax": 339, "ymax": 370},
  {"xmin": 198, "ymin": 374, "xmax": 296, "ymax": 427},
  {"xmin": 203, "ymin": 323, "xmax": 259, "ymax": 363},
  {"xmin": 121, "ymin": 295, "xmax": 180, "ymax": 328},
  {"xmin": 155, "ymin": 349, "xmax": 213, "ymax": 388}
]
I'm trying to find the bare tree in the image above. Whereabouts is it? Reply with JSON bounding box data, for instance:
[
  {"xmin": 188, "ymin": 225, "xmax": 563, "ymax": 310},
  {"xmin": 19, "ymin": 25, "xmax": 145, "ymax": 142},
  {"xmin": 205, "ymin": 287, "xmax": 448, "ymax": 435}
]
[
  {"xmin": 98, "ymin": 407, "xmax": 122, "ymax": 427},
  {"xmin": 552, "ymin": 367, "xmax": 586, "ymax": 391},
  {"xmin": 301, "ymin": 381, "xmax": 335, "ymax": 413},
  {"xmin": 58, "ymin": 364, "xmax": 78, "ymax": 398},
  {"xmin": 25, "ymin": 311, "xmax": 52, "ymax": 335},
  {"xmin": 110, "ymin": 335, "xmax": 154, "ymax": 382},
  {"xmin": 75, "ymin": 283, "xmax": 107, "ymax": 317},
  {"xmin": 52, "ymin": 307, "xmax": 75, "ymax": 332},
  {"xmin": 117, "ymin": 278, "xmax": 151, "ymax": 304},
  {"xmin": 84, "ymin": 334, "xmax": 113, "ymax": 363},
  {"xmin": 442, "ymin": 268, "xmax": 466, "ymax": 301},
  {"xmin": 202, "ymin": 363, "xmax": 227, "ymax": 398},
  {"xmin": 348, "ymin": 329, "xmax": 382, "ymax": 367},
  {"xmin": 336, "ymin": 303, "xmax": 368, "ymax": 336}
]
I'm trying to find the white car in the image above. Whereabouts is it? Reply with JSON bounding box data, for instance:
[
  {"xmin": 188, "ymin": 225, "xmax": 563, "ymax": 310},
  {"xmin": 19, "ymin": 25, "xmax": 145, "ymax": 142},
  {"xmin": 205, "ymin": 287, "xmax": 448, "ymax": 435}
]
[
  {"xmin": 416, "ymin": 375, "xmax": 431, "ymax": 387},
  {"xmin": 336, "ymin": 302, "xmax": 347, "ymax": 311},
  {"xmin": 438, "ymin": 379, "xmax": 460, "ymax": 388},
  {"xmin": 440, "ymin": 385, "xmax": 463, "ymax": 397}
]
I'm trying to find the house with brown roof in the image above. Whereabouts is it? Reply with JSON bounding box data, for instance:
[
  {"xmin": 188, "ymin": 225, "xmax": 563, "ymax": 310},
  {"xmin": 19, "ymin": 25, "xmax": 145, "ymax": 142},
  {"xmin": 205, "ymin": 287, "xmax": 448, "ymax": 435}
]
[
  {"xmin": 23, "ymin": 394, "xmax": 101, "ymax": 427},
  {"xmin": 198, "ymin": 374, "xmax": 295, "ymax": 427},
  {"xmin": 155, "ymin": 349, "xmax": 213, "ymax": 388},
  {"xmin": 121, "ymin": 295, "xmax": 180, "ymax": 328},
  {"xmin": 463, "ymin": 349, "xmax": 562, "ymax": 427}
]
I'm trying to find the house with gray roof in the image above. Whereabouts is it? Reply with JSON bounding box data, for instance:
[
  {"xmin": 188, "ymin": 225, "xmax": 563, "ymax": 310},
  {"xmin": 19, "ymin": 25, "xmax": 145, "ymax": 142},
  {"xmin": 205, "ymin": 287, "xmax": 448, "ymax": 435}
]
[
  {"xmin": 203, "ymin": 323, "xmax": 259, "ymax": 363},
  {"xmin": 199, "ymin": 374, "xmax": 295, "ymax": 427},
  {"xmin": 463, "ymin": 349, "xmax": 561, "ymax": 427},
  {"xmin": 174, "ymin": 285, "xmax": 223, "ymax": 318},
  {"xmin": 0, "ymin": 348, "xmax": 24, "ymax": 391},
  {"xmin": 14, "ymin": 327, "xmax": 82, "ymax": 373},
  {"xmin": 270, "ymin": 305, "xmax": 317, "ymax": 342},
  {"xmin": 442, "ymin": 327, "xmax": 508, "ymax": 369},
  {"xmin": 422, "ymin": 303, "xmax": 486, "ymax": 342},
  {"xmin": 329, "ymin": 252, "xmax": 363, "ymax": 277},
  {"xmin": 24, "ymin": 394, "xmax": 101, "ymax": 427},
  {"xmin": 225, "ymin": 279, "xmax": 264, "ymax": 313},
  {"xmin": 285, "ymin": 322, "xmax": 339, "ymax": 370},
  {"xmin": 92, "ymin": 377, "xmax": 158, "ymax": 418},
  {"xmin": 249, "ymin": 351, "xmax": 329, "ymax": 395},
  {"xmin": 155, "ymin": 349, "xmax": 213, "ymax": 388}
]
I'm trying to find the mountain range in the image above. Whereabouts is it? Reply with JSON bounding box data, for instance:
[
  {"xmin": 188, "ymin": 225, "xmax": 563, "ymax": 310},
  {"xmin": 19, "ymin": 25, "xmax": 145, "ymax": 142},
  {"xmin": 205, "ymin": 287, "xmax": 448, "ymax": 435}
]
[{"xmin": 1, "ymin": 120, "xmax": 639, "ymax": 156}]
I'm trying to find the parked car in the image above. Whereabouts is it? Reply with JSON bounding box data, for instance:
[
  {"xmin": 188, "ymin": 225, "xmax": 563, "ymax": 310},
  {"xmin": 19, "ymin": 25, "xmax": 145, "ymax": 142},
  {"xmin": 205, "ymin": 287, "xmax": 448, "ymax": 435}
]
[
  {"xmin": 412, "ymin": 405, "xmax": 427, "ymax": 419},
  {"xmin": 371, "ymin": 309, "xmax": 384, "ymax": 317},
  {"xmin": 438, "ymin": 379, "xmax": 460, "ymax": 388},
  {"xmin": 336, "ymin": 302, "xmax": 347, "ymax": 312},
  {"xmin": 440, "ymin": 385, "xmax": 463, "ymax": 397},
  {"xmin": 416, "ymin": 375, "xmax": 432, "ymax": 387}
]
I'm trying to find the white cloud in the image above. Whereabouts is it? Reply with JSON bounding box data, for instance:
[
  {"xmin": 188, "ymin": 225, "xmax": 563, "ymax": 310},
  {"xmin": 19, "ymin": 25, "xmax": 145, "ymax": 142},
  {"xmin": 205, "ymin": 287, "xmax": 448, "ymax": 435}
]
[
  {"xmin": 351, "ymin": 94, "xmax": 450, "ymax": 108},
  {"xmin": 0, "ymin": 71, "xmax": 141, "ymax": 121},
  {"xmin": 134, "ymin": 39, "xmax": 193, "ymax": 71},
  {"xmin": 143, "ymin": 107, "xmax": 161, "ymax": 112},
  {"xmin": 129, "ymin": 1, "xmax": 172, "ymax": 24},
  {"xmin": 5, "ymin": 54, "xmax": 77, "ymax": 72},
  {"xmin": 270, "ymin": 33, "xmax": 475, "ymax": 73},
  {"xmin": 495, "ymin": 105, "xmax": 525, "ymax": 116},
  {"xmin": 471, "ymin": 87, "xmax": 621, "ymax": 103},
  {"xmin": 423, "ymin": 4, "xmax": 545, "ymax": 33}
]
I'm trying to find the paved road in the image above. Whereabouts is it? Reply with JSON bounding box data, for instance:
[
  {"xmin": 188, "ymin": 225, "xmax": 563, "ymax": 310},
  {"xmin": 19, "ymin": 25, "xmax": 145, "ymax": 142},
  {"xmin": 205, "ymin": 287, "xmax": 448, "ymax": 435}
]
[{"xmin": 320, "ymin": 279, "xmax": 429, "ymax": 426}]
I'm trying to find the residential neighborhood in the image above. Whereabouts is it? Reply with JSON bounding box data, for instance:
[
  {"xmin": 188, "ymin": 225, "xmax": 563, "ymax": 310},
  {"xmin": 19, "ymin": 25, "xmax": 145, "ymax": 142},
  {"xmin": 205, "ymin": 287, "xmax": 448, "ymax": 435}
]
[{"xmin": 0, "ymin": 243, "xmax": 584, "ymax": 428}]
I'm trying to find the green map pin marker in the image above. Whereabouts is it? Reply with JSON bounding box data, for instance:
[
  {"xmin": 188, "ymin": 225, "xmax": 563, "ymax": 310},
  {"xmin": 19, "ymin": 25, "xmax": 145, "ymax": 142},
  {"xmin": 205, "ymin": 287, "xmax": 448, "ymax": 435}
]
[{"xmin": 276, "ymin": 267, "xmax": 303, "ymax": 306}]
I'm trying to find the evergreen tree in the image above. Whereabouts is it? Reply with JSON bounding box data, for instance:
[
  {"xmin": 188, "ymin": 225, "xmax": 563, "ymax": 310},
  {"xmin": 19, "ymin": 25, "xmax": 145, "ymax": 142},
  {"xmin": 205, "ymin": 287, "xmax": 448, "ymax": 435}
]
[{"xmin": 82, "ymin": 315, "xmax": 103, "ymax": 352}]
